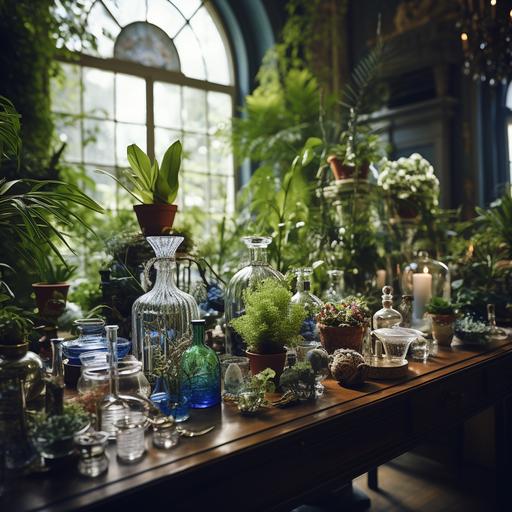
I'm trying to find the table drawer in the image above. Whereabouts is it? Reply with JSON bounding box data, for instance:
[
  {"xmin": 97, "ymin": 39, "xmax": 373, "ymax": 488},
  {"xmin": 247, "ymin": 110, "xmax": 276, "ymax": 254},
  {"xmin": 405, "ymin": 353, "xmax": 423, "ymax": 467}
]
[{"xmin": 411, "ymin": 367, "xmax": 485, "ymax": 432}]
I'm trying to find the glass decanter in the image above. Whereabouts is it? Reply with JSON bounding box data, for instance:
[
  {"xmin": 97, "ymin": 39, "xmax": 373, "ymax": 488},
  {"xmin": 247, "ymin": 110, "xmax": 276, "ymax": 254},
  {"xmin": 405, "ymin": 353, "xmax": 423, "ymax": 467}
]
[
  {"xmin": 224, "ymin": 236, "xmax": 283, "ymax": 355},
  {"xmin": 323, "ymin": 269, "xmax": 345, "ymax": 302},
  {"xmin": 291, "ymin": 268, "xmax": 322, "ymax": 345},
  {"xmin": 373, "ymin": 286, "xmax": 402, "ymax": 330},
  {"xmin": 180, "ymin": 319, "xmax": 221, "ymax": 408},
  {"xmin": 401, "ymin": 251, "xmax": 450, "ymax": 333},
  {"xmin": 132, "ymin": 236, "xmax": 199, "ymax": 375}
]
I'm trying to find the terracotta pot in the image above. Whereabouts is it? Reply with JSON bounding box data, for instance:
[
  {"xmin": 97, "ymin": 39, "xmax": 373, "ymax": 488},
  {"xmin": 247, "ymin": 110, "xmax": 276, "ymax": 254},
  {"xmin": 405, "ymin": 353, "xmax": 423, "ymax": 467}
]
[
  {"xmin": 32, "ymin": 283, "xmax": 70, "ymax": 318},
  {"xmin": 133, "ymin": 204, "xmax": 178, "ymax": 236},
  {"xmin": 246, "ymin": 350, "xmax": 287, "ymax": 379},
  {"xmin": 318, "ymin": 324, "xmax": 365, "ymax": 354},
  {"xmin": 327, "ymin": 156, "xmax": 369, "ymax": 181},
  {"xmin": 430, "ymin": 314, "xmax": 457, "ymax": 346}
]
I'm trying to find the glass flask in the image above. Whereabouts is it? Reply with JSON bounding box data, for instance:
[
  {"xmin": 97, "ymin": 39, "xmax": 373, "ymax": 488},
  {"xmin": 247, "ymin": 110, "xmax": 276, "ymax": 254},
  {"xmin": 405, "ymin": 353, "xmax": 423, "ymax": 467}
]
[
  {"xmin": 323, "ymin": 269, "xmax": 345, "ymax": 302},
  {"xmin": 224, "ymin": 236, "xmax": 283, "ymax": 355},
  {"xmin": 132, "ymin": 236, "xmax": 199, "ymax": 375},
  {"xmin": 291, "ymin": 268, "xmax": 323, "ymax": 345},
  {"xmin": 180, "ymin": 320, "xmax": 221, "ymax": 408},
  {"xmin": 401, "ymin": 251, "xmax": 450, "ymax": 333}
]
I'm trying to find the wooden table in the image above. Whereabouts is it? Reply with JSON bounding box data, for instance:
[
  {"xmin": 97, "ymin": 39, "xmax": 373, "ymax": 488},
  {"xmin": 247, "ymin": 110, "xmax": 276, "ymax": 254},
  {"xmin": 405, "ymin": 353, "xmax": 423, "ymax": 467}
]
[{"xmin": 4, "ymin": 339, "xmax": 512, "ymax": 512}]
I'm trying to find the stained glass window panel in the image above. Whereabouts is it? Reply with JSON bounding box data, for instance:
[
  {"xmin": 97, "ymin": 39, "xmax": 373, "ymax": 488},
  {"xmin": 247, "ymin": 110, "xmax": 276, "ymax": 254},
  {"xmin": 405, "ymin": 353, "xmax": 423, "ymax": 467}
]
[
  {"xmin": 173, "ymin": 25, "xmax": 206, "ymax": 80},
  {"xmin": 115, "ymin": 74, "xmax": 146, "ymax": 123},
  {"xmin": 102, "ymin": 0, "xmax": 146, "ymax": 28},
  {"xmin": 154, "ymin": 82, "xmax": 182, "ymax": 129},
  {"xmin": 170, "ymin": 0, "xmax": 202, "ymax": 20},
  {"xmin": 147, "ymin": 0, "xmax": 185, "ymax": 39},
  {"xmin": 83, "ymin": 68, "xmax": 114, "ymax": 119}
]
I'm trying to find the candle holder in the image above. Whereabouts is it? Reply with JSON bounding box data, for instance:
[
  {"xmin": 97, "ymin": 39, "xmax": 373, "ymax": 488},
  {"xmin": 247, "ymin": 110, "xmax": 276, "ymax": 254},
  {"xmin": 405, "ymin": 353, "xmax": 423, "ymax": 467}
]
[
  {"xmin": 75, "ymin": 431, "xmax": 109, "ymax": 478},
  {"xmin": 401, "ymin": 251, "xmax": 450, "ymax": 334},
  {"xmin": 152, "ymin": 416, "xmax": 179, "ymax": 450}
]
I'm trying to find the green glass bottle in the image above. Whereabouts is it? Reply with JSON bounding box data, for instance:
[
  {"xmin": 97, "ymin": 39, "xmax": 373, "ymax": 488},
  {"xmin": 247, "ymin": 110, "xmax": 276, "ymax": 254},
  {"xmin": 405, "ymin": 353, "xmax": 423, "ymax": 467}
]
[{"xmin": 180, "ymin": 320, "xmax": 221, "ymax": 408}]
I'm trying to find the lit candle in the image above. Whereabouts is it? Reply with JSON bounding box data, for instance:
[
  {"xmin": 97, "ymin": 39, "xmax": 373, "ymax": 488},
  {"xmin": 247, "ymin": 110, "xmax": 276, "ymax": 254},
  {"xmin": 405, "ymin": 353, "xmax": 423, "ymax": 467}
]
[
  {"xmin": 490, "ymin": 0, "xmax": 496, "ymax": 19},
  {"xmin": 461, "ymin": 32, "xmax": 469, "ymax": 51},
  {"xmin": 376, "ymin": 269, "xmax": 386, "ymax": 289},
  {"xmin": 412, "ymin": 267, "xmax": 432, "ymax": 325}
]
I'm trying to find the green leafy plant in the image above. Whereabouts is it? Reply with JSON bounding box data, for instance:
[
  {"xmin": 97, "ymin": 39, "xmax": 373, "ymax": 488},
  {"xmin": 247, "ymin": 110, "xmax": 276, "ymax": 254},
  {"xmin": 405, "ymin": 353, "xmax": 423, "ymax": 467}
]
[
  {"xmin": 230, "ymin": 279, "xmax": 306, "ymax": 354},
  {"xmin": 279, "ymin": 361, "xmax": 315, "ymax": 396},
  {"xmin": 0, "ymin": 305, "xmax": 33, "ymax": 345},
  {"xmin": 97, "ymin": 141, "xmax": 182, "ymax": 205},
  {"xmin": 315, "ymin": 296, "xmax": 370, "ymax": 327},
  {"xmin": 35, "ymin": 254, "xmax": 76, "ymax": 284},
  {"xmin": 0, "ymin": 96, "xmax": 21, "ymax": 168},
  {"xmin": 242, "ymin": 368, "xmax": 276, "ymax": 396},
  {"xmin": 330, "ymin": 124, "xmax": 384, "ymax": 167},
  {"xmin": 426, "ymin": 297, "xmax": 456, "ymax": 315}
]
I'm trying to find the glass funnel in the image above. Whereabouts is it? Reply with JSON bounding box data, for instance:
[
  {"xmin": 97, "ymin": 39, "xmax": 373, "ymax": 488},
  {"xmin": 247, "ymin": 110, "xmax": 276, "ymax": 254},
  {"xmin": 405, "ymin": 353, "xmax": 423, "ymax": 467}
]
[
  {"xmin": 323, "ymin": 269, "xmax": 345, "ymax": 302},
  {"xmin": 291, "ymin": 268, "xmax": 323, "ymax": 345},
  {"xmin": 224, "ymin": 236, "xmax": 283, "ymax": 355},
  {"xmin": 132, "ymin": 236, "xmax": 199, "ymax": 375},
  {"xmin": 401, "ymin": 251, "xmax": 450, "ymax": 333}
]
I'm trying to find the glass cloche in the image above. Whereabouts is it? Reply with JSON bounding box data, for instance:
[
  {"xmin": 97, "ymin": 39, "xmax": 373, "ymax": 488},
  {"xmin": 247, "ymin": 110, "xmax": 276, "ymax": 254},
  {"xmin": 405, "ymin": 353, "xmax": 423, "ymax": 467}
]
[
  {"xmin": 401, "ymin": 251, "xmax": 450, "ymax": 333},
  {"xmin": 131, "ymin": 236, "xmax": 199, "ymax": 376},
  {"xmin": 224, "ymin": 236, "xmax": 283, "ymax": 355}
]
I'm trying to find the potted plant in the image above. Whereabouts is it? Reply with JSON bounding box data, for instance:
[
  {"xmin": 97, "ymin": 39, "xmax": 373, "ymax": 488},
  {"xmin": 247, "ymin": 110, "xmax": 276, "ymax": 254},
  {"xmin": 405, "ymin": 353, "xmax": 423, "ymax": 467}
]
[
  {"xmin": 426, "ymin": 297, "xmax": 458, "ymax": 346},
  {"xmin": 32, "ymin": 256, "xmax": 76, "ymax": 319},
  {"xmin": 0, "ymin": 304, "xmax": 44, "ymax": 403},
  {"xmin": 454, "ymin": 315, "xmax": 491, "ymax": 345},
  {"xmin": 279, "ymin": 361, "xmax": 316, "ymax": 401},
  {"xmin": 237, "ymin": 368, "xmax": 276, "ymax": 415},
  {"xmin": 97, "ymin": 141, "xmax": 182, "ymax": 236},
  {"xmin": 315, "ymin": 296, "xmax": 370, "ymax": 354},
  {"xmin": 230, "ymin": 279, "xmax": 306, "ymax": 378},
  {"xmin": 378, "ymin": 153, "xmax": 439, "ymax": 219}
]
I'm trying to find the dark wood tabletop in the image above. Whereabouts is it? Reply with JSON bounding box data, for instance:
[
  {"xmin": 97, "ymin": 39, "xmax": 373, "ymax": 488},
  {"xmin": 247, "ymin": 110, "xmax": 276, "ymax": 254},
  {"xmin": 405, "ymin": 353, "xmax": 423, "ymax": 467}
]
[{"xmin": 4, "ymin": 338, "xmax": 512, "ymax": 512}]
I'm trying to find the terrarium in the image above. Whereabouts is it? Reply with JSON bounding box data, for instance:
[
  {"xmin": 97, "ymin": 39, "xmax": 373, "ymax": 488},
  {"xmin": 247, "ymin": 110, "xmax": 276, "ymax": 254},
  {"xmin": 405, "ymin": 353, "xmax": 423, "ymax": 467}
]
[
  {"xmin": 132, "ymin": 236, "xmax": 199, "ymax": 375},
  {"xmin": 224, "ymin": 236, "xmax": 283, "ymax": 355},
  {"xmin": 401, "ymin": 251, "xmax": 450, "ymax": 333}
]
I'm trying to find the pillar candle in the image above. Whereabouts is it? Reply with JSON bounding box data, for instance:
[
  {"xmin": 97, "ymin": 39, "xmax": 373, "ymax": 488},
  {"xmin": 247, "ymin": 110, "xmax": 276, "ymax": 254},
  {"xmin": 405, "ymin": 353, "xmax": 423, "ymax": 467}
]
[{"xmin": 412, "ymin": 271, "xmax": 432, "ymax": 324}]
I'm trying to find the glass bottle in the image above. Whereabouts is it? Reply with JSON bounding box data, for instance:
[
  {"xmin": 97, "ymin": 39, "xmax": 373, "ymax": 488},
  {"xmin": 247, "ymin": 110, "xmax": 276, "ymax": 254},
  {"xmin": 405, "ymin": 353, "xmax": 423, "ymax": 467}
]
[
  {"xmin": 373, "ymin": 286, "xmax": 402, "ymax": 330},
  {"xmin": 180, "ymin": 320, "xmax": 221, "ymax": 408},
  {"xmin": 224, "ymin": 236, "xmax": 283, "ymax": 355},
  {"xmin": 132, "ymin": 236, "xmax": 199, "ymax": 375},
  {"xmin": 291, "ymin": 268, "xmax": 322, "ymax": 345},
  {"xmin": 401, "ymin": 250, "xmax": 450, "ymax": 333},
  {"xmin": 45, "ymin": 338, "xmax": 65, "ymax": 416},
  {"xmin": 398, "ymin": 295, "xmax": 413, "ymax": 328},
  {"xmin": 323, "ymin": 269, "xmax": 345, "ymax": 302},
  {"xmin": 487, "ymin": 304, "xmax": 508, "ymax": 340}
]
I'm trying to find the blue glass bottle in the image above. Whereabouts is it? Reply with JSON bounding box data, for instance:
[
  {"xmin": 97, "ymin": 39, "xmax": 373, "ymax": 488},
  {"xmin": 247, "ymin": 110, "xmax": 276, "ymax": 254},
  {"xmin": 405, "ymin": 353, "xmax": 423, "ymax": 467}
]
[{"xmin": 180, "ymin": 320, "xmax": 221, "ymax": 408}]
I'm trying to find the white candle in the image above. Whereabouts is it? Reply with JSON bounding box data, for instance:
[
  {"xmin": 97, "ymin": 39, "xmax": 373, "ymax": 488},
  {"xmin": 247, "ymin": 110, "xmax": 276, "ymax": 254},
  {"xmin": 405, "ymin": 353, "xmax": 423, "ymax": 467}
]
[
  {"xmin": 376, "ymin": 269, "xmax": 386, "ymax": 289},
  {"xmin": 412, "ymin": 269, "xmax": 432, "ymax": 324}
]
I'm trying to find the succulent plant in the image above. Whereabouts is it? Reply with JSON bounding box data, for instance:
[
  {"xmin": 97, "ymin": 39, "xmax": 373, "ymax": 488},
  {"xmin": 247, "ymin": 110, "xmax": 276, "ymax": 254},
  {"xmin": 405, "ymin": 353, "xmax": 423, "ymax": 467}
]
[
  {"xmin": 426, "ymin": 297, "xmax": 457, "ymax": 316},
  {"xmin": 329, "ymin": 349, "xmax": 368, "ymax": 387}
]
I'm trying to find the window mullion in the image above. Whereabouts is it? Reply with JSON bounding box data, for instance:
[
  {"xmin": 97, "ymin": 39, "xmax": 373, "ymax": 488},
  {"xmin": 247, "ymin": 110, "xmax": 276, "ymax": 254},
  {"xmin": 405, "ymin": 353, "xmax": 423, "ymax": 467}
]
[{"xmin": 146, "ymin": 77, "xmax": 155, "ymax": 161}]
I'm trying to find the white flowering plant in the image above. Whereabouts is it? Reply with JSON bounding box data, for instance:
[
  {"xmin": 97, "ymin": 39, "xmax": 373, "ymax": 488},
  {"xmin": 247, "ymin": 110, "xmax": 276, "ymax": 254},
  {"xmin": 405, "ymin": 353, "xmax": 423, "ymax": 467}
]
[{"xmin": 377, "ymin": 153, "xmax": 440, "ymax": 213}]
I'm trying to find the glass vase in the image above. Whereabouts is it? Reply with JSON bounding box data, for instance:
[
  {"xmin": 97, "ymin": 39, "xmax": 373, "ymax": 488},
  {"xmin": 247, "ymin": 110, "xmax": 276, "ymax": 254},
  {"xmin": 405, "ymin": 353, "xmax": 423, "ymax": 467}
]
[
  {"xmin": 224, "ymin": 236, "xmax": 283, "ymax": 355},
  {"xmin": 180, "ymin": 320, "xmax": 221, "ymax": 408},
  {"xmin": 132, "ymin": 236, "xmax": 199, "ymax": 376}
]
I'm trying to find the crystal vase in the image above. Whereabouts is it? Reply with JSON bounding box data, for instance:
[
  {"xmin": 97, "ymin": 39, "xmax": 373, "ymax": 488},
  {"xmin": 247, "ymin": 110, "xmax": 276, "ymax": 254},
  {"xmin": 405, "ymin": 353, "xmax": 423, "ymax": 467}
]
[
  {"xmin": 132, "ymin": 236, "xmax": 199, "ymax": 376},
  {"xmin": 224, "ymin": 236, "xmax": 283, "ymax": 355}
]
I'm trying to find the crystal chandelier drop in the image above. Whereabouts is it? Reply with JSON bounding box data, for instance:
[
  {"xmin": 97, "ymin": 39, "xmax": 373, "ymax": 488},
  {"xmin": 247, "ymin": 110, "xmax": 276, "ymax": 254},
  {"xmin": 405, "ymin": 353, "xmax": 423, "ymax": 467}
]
[{"xmin": 457, "ymin": 0, "xmax": 512, "ymax": 85}]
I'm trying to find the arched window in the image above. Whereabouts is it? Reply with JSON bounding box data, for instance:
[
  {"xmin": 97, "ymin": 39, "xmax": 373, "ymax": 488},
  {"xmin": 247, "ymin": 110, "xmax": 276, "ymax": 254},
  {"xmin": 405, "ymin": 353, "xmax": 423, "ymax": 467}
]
[{"xmin": 52, "ymin": 0, "xmax": 235, "ymax": 217}]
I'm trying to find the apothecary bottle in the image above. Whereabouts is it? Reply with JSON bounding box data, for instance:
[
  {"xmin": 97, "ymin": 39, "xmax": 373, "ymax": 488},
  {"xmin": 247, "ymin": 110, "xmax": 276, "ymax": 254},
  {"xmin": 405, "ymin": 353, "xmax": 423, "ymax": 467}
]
[
  {"xmin": 291, "ymin": 268, "xmax": 322, "ymax": 344},
  {"xmin": 180, "ymin": 320, "xmax": 221, "ymax": 408},
  {"xmin": 373, "ymin": 286, "xmax": 402, "ymax": 330},
  {"xmin": 132, "ymin": 236, "xmax": 199, "ymax": 375},
  {"xmin": 224, "ymin": 236, "xmax": 283, "ymax": 355}
]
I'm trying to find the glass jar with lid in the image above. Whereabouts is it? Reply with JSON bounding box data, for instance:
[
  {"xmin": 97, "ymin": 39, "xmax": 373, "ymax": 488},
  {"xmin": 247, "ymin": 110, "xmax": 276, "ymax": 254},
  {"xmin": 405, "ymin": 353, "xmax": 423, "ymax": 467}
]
[{"xmin": 224, "ymin": 236, "xmax": 283, "ymax": 355}]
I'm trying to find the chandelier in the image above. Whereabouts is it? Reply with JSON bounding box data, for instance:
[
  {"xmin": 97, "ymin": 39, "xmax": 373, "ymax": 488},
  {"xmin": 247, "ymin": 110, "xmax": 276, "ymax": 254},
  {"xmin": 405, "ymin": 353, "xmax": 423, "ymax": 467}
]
[{"xmin": 457, "ymin": 0, "xmax": 512, "ymax": 85}]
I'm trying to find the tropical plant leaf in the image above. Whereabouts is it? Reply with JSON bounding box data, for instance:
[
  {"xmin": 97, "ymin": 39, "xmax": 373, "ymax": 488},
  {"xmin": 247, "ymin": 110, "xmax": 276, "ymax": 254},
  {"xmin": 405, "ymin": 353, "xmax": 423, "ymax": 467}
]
[
  {"xmin": 157, "ymin": 140, "xmax": 181, "ymax": 204},
  {"xmin": 127, "ymin": 144, "xmax": 153, "ymax": 191}
]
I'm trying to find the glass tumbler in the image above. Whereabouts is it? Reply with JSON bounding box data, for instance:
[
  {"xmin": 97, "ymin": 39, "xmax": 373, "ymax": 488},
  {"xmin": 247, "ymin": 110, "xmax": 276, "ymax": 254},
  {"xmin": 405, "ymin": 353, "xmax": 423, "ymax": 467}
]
[
  {"xmin": 410, "ymin": 336, "xmax": 430, "ymax": 362},
  {"xmin": 152, "ymin": 417, "xmax": 179, "ymax": 450},
  {"xmin": 74, "ymin": 431, "xmax": 109, "ymax": 477},
  {"xmin": 115, "ymin": 415, "xmax": 146, "ymax": 463}
]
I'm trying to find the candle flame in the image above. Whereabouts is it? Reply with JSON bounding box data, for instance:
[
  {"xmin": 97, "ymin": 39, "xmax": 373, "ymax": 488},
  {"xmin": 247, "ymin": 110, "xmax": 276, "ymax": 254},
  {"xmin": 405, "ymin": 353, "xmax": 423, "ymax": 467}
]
[
  {"xmin": 490, "ymin": 0, "xmax": 497, "ymax": 6},
  {"xmin": 461, "ymin": 32, "xmax": 469, "ymax": 41},
  {"xmin": 423, "ymin": 266, "xmax": 429, "ymax": 274},
  {"xmin": 510, "ymin": 8, "xmax": 512, "ymax": 17}
]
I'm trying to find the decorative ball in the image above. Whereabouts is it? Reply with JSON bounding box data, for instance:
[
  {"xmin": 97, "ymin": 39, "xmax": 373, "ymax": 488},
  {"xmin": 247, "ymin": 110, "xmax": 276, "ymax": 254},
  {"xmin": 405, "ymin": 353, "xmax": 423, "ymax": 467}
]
[{"xmin": 329, "ymin": 348, "xmax": 368, "ymax": 387}]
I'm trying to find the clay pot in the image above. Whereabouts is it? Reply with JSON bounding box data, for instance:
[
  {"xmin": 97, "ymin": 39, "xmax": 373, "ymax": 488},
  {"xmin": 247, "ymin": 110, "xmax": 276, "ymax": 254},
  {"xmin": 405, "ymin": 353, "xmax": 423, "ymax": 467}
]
[
  {"xmin": 318, "ymin": 324, "xmax": 365, "ymax": 354},
  {"xmin": 246, "ymin": 350, "xmax": 287, "ymax": 379},
  {"xmin": 430, "ymin": 314, "xmax": 457, "ymax": 346},
  {"xmin": 133, "ymin": 204, "xmax": 178, "ymax": 236},
  {"xmin": 327, "ymin": 156, "xmax": 369, "ymax": 181},
  {"xmin": 32, "ymin": 283, "xmax": 70, "ymax": 318}
]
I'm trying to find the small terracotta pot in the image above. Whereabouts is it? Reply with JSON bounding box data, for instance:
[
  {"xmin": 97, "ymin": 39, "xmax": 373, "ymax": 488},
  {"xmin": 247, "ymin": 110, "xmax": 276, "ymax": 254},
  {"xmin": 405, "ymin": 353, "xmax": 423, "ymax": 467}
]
[
  {"xmin": 430, "ymin": 314, "xmax": 457, "ymax": 346},
  {"xmin": 327, "ymin": 156, "xmax": 369, "ymax": 181},
  {"xmin": 318, "ymin": 324, "xmax": 365, "ymax": 354},
  {"xmin": 133, "ymin": 204, "xmax": 178, "ymax": 236},
  {"xmin": 246, "ymin": 350, "xmax": 287, "ymax": 379},
  {"xmin": 32, "ymin": 283, "xmax": 70, "ymax": 318}
]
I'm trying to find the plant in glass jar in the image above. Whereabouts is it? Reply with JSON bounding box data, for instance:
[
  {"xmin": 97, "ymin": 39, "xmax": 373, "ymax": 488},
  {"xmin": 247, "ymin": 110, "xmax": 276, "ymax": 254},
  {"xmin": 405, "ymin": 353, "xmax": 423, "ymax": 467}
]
[
  {"xmin": 237, "ymin": 368, "xmax": 276, "ymax": 415},
  {"xmin": 97, "ymin": 140, "xmax": 182, "ymax": 236},
  {"xmin": 378, "ymin": 153, "xmax": 439, "ymax": 220},
  {"xmin": 425, "ymin": 297, "xmax": 458, "ymax": 346},
  {"xmin": 279, "ymin": 361, "xmax": 316, "ymax": 401},
  {"xmin": 230, "ymin": 279, "xmax": 306, "ymax": 378},
  {"xmin": 315, "ymin": 297, "xmax": 370, "ymax": 354}
]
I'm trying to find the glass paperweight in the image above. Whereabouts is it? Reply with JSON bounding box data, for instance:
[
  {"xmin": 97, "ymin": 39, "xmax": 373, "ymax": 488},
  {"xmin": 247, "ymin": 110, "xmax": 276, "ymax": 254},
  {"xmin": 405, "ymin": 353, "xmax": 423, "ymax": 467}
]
[
  {"xmin": 323, "ymin": 269, "xmax": 345, "ymax": 302},
  {"xmin": 180, "ymin": 320, "xmax": 221, "ymax": 408},
  {"xmin": 224, "ymin": 236, "xmax": 283, "ymax": 355},
  {"xmin": 401, "ymin": 251, "xmax": 450, "ymax": 333},
  {"xmin": 291, "ymin": 268, "xmax": 323, "ymax": 345},
  {"xmin": 115, "ymin": 413, "xmax": 146, "ymax": 463},
  {"xmin": 132, "ymin": 236, "xmax": 199, "ymax": 375},
  {"xmin": 75, "ymin": 431, "xmax": 109, "ymax": 478}
]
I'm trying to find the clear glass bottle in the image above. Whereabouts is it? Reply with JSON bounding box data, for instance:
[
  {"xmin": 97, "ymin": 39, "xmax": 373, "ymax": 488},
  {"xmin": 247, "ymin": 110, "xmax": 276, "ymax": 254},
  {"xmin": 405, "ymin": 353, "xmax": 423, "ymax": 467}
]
[
  {"xmin": 401, "ymin": 250, "xmax": 450, "ymax": 333},
  {"xmin": 373, "ymin": 286, "xmax": 402, "ymax": 330},
  {"xmin": 224, "ymin": 236, "xmax": 283, "ymax": 355},
  {"xmin": 323, "ymin": 269, "xmax": 345, "ymax": 302},
  {"xmin": 291, "ymin": 268, "xmax": 322, "ymax": 345},
  {"xmin": 180, "ymin": 320, "xmax": 221, "ymax": 408},
  {"xmin": 398, "ymin": 295, "xmax": 413, "ymax": 328},
  {"xmin": 132, "ymin": 236, "xmax": 199, "ymax": 375},
  {"xmin": 46, "ymin": 338, "xmax": 65, "ymax": 416}
]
